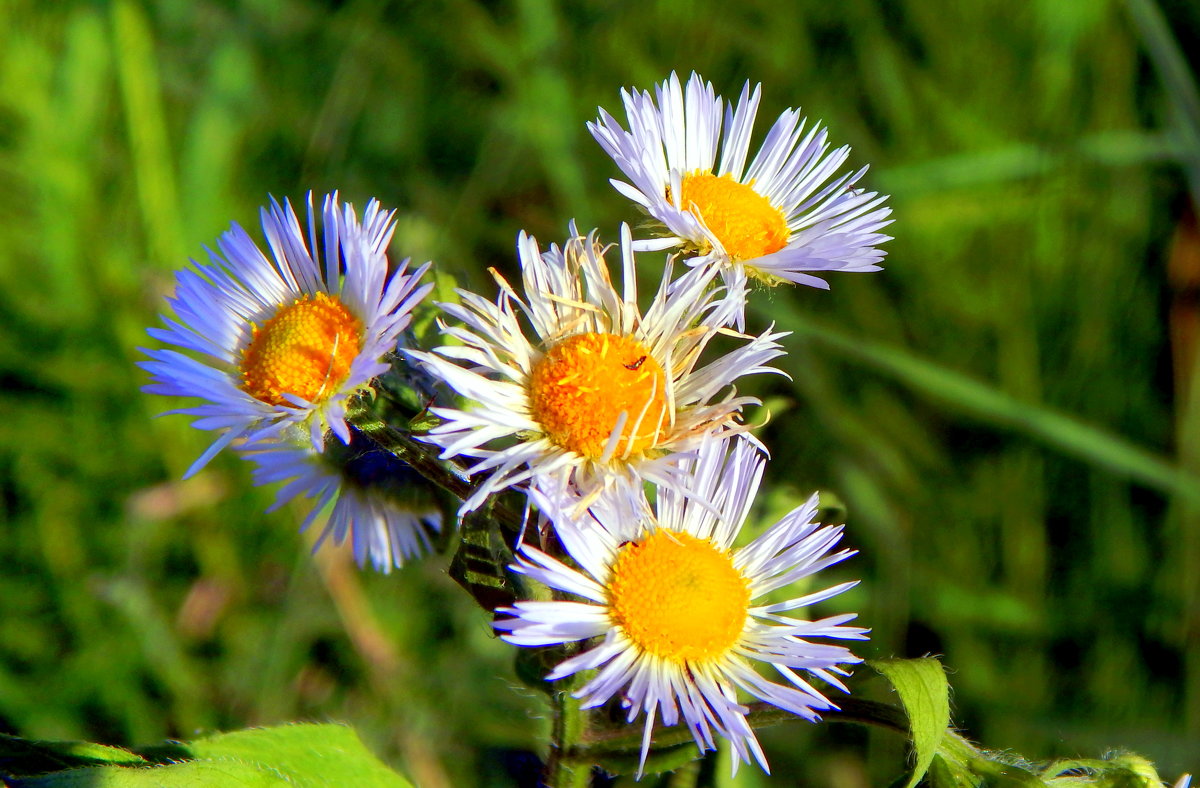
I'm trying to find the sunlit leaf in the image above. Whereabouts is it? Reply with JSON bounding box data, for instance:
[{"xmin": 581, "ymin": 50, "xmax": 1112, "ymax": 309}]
[
  {"xmin": 927, "ymin": 754, "xmax": 978, "ymax": 788},
  {"xmin": 870, "ymin": 658, "xmax": 950, "ymax": 788},
  {"xmin": 1, "ymin": 724, "xmax": 412, "ymax": 788}
]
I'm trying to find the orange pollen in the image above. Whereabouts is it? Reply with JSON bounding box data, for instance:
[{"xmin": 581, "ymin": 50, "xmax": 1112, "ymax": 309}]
[
  {"xmin": 528, "ymin": 332, "xmax": 668, "ymax": 460},
  {"xmin": 607, "ymin": 530, "xmax": 751, "ymax": 663},
  {"xmin": 676, "ymin": 171, "xmax": 789, "ymax": 261},
  {"xmin": 239, "ymin": 292, "xmax": 363, "ymax": 407}
]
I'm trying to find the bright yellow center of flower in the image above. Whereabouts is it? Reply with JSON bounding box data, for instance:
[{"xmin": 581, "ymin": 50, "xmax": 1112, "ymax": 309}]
[
  {"xmin": 528, "ymin": 332, "xmax": 667, "ymax": 460},
  {"xmin": 677, "ymin": 171, "xmax": 789, "ymax": 261},
  {"xmin": 239, "ymin": 292, "xmax": 363, "ymax": 407},
  {"xmin": 607, "ymin": 530, "xmax": 751, "ymax": 663}
]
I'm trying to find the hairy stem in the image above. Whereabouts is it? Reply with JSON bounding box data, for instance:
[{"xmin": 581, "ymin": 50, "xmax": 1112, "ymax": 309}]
[
  {"xmin": 545, "ymin": 678, "xmax": 591, "ymax": 788},
  {"xmin": 345, "ymin": 402, "xmax": 525, "ymax": 535}
]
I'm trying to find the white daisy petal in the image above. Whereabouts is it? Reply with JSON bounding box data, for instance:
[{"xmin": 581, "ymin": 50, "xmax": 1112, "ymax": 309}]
[
  {"xmin": 142, "ymin": 192, "xmax": 431, "ymax": 472},
  {"xmin": 416, "ymin": 224, "xmax": 783, "ymax": 515},
  {"xmin": 496, "ymin": 433, "xmax": 866, "ymax": 773},
  {"xmin": 590, "ymin": 71, "xmax": 892, "ymax": 328},
  {"xmin": 238, "ymin": 433, "xmax": 441, "ymax": 573},
  {"xmin": 494, "ymin": 601, "xmax": 611, "ymax": 646}
]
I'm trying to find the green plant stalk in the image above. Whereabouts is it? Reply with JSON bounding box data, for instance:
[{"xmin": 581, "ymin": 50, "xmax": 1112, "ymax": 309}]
[
  {"xmin": 345, "ymin": 400, "xmax": 525, "ymax": 535},
  {"xmin": 347, "ymin": 398, "xmax": 592, "ymax": 784},
  {"xmin": 351, "ymin": 396, "xmax": 917, "ymax": 779},
  {"xmin": 545, "ymin": 675, "xmax": 591, "ymax": 788}
]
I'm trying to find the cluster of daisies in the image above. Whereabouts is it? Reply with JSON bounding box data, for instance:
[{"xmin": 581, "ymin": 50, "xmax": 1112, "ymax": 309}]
[{"xmin": 142, "ymin": 73, "xmax": 891, "ymax": 774}]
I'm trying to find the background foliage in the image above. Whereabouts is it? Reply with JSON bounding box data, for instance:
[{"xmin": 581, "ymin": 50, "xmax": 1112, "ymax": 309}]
[{"xmin": 0, "ymin": 0, "xmax": 1196, "ymax": 785}]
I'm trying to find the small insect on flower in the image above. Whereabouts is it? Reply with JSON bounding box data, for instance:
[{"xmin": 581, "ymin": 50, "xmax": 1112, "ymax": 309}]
[
  {"xmin": 140, "ymin": 192, "xmax": 433, "ymax": 476},
  {"xmin": 407, "ymin": 222, "xmax": 787, "ymax": 514},
  {"xmin": 589, "ymin": 72, "xmax": 892, "ymax": 327},
  {"xmin": 495, "ymin": 433, "xmax": 868, "ymax": 775}
]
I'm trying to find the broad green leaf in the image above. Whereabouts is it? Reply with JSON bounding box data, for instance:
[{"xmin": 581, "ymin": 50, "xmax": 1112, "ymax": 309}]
[
  {"xmin": 870, "ymin": 658, "xmax": 951, "ymax": 788},
  {"xmin": 2, "ymin": 724, "xmax": 412, "ymax": 788},
  {"xmin": 183, "ymin": 724, "xmax": 411, "ymax": 785},
  {"xmin": 11, "ymin": 761, "xmax": 313, "ymax": 787}
]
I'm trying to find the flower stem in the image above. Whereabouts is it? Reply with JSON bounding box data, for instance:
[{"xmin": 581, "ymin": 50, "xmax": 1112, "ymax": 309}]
[
  {"xmin": 345, "ymin": 401, "xmax": 524, "ymax": 534},
  {"xmin": 544, "ymin": 677, "xmax": 591, "ymax": 788}
]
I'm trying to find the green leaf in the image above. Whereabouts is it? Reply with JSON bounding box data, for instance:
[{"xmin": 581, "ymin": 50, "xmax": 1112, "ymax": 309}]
[
  {"xmin": 869, "ymin": 658, "xmax": 951, "ymax": 788},
  {"xmin": 927, "ymin": 754, "xmax": 979, "ymax": 788},
  {"xmin": 0, "ymin": 736, "xmax": 148, "ymax": 774},
  {"xmin": 1042, "ymin": 753, "xmax": 1165, "ymax": 787},
  {"xmin": 968, "ymin": 757, "xmax": 1049, "ymax": 787},
  {"xmin": 2, "ymin": 724, "xmax": 412, "ymax": 788}
]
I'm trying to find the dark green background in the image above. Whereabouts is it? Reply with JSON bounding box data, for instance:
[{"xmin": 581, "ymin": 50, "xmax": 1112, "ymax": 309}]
[{"xmin": 0, "ymin": 1, "xmax": 1196, "ymax": 785}]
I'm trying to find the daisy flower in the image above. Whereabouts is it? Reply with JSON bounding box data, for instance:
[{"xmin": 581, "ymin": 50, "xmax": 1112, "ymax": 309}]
[
  {"xmin": 495, "ymin": 433, "xmax": 867, "ymax": 774},
  {"xmin": 407, "ymin": 223, "xmax": 786, "ymax": 514},
  {"xmin": 588, "ymin": 71, "xmax": 892, "ymax": 318},
  {"xmin": 141, "ymin": 193, "xmax": 433, "ymax": 477},
  {"xmin": 240, "ymin": 429, "xmax": 441, "ymax": 573}
]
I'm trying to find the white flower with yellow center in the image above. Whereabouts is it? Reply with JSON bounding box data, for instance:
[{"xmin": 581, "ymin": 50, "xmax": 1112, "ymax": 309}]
[
  {"xmin": 141, "ymin": 193, "xmax": 432, "ymax": 477},
  {"xmin": 495, "ymin": 434, "xmax": 867, "ymax": 774},
  {"xmin": 407, "ymin": 223, "xmax": 786, "ymax": 513},
  {"xmin": 589, "ymin": 72, "xmax": 892, "ymax": 320},
  {"xmin": 240, "ymin": 431, "xmax": 441, "ymax": 573}
]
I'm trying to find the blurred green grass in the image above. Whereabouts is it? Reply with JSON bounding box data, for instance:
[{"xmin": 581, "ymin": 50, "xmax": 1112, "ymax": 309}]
[{"xmin": 0, "ymin": 0, "xmax": 1197, "ymax": 785}]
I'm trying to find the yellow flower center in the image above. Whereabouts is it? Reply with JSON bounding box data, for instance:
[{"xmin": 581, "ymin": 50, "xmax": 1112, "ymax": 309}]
[
  {"xmin": 239, "ymin": 292, "xmax": 363, "ymax": 407},
  {"xmin": 528, "ymin": 332, "xmax": 667, "ymax": 460},
  {"xmin": 677, "ymin": 171, "xmax": 789, "ymax": 261},
  {"xmin": 607, "ymin": 530, "xmax": 751, "ymax": 664}
]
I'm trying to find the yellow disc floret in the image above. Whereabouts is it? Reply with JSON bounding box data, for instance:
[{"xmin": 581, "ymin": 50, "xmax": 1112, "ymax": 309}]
[
  {"xmin": 677, "ymin": 171, "xmax": 789, "ymax": 261},
  {"xmin": 528, "ymin": 332, "xmax": 667, "ymax": 460},
  {"xmin": 240, "ymin": 292, "xmax": 363, "ymax": 407},
  {"xmin": 607, "ymin": 530, "xmax": 751, "ymax": 664}
]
